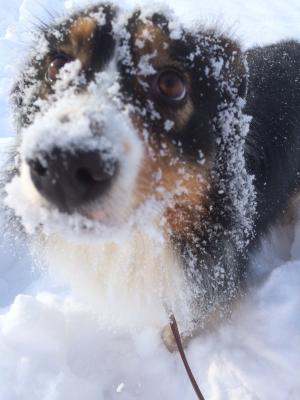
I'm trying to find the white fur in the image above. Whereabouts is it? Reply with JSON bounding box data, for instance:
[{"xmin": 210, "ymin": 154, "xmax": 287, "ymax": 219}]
[{"xmin": 34, "ymin": 227, "xmax": 194, "ymax": 332}]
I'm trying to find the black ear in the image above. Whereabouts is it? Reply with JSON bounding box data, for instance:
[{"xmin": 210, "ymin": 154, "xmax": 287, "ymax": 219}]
[
  {"xmin": 210, "ymin": 35, "xmax": 248, "ymax": 98},
  {"xmin": 237, "ymin": 72, "xmax": 247, "ymax": 99},
  {"xmin": 218, "ymin": 36, "xmax": 247, "ymax": 100}
]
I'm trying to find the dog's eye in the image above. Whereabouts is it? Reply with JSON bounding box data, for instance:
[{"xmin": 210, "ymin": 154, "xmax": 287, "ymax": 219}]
[
  {"xmin": 157, "ymin": 70, "xmax": 186, "ymax": 101},
  {"xmin": 46, "ymin": 55, "xmax": 70, "ymax": 82}
]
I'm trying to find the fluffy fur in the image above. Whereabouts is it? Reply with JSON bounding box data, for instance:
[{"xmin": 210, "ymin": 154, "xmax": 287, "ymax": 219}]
[{"xmin": 3, "ymin": 3, "xmax": 300, "ymax": 335}]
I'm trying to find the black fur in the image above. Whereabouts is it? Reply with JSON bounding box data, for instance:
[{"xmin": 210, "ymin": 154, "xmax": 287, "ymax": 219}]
[{"xmin": 245, "ymin": 41, "xmax": 300, "ymax": 238}]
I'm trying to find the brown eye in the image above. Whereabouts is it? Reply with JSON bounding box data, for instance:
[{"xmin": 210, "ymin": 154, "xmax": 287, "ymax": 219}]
[
  {"xmin": 46, "ymin": 55, "xmax": 70, "ymax": 82},
  {"xmin": 157, "ymin": 70, "xmax": 186, "ymax": 101}
]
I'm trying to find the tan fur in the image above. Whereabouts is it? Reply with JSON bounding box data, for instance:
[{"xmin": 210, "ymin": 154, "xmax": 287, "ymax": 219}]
[
  {"xmin": 129, "ymin": 115, "xmax": 211, "ymax": 238},
  {"xmin": 64, "ymin": 17, "xmax": 97, "ymax": 67},
  {"xmin": 134, "ymin": 23, "xmax": 171, "ymax": 64},
  {"xmin": 163, "ymin": 162, "xmax": 211, "ymax": 237},
  {"xmin": 281, "ymin": 191, "xmax": 300, "ymax": 224},
  {"xmin": 175, "ymin": 101, "xmax": 194, "ymax": 129}
]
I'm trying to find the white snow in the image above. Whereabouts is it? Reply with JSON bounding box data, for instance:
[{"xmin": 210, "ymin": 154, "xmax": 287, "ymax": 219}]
[
  {"xmin": 164, "ymin": 119, "xmax": 174, "ymax": 132},
  {"xmin": 0, "ymin": 1, "xmax": 300, "ymax": 399},
  {"xmin": 116, "ymin": 383, "xmax": 125, "ymax": 393}
]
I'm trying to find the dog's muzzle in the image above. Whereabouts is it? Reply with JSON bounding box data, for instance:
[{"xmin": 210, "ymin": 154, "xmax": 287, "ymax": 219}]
[{"xmin": 17, "ymin": 69, "xmax": 143, "ymax": 220}]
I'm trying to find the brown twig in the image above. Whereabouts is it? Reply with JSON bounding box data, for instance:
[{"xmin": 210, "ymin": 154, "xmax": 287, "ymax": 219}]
[{"xmin": 169, "ymin": 314, "xmax": 206, "ymax": 400}]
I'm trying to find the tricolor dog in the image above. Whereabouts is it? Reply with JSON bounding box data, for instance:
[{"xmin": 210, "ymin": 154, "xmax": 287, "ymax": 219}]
[{"xmin": 3, "ymin": 3, "xmax": 300, "ymax": 345}]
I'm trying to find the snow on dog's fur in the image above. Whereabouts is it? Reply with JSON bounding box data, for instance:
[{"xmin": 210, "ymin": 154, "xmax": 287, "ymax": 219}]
[{"xmin": 3, "ymin": 3, "xmax": 300, "ymax": 338}]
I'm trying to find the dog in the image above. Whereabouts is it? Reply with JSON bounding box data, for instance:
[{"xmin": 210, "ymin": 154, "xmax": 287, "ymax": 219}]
[{"xmin": 3, "ymin": 3, "xmax": 300, "ymax": 347}]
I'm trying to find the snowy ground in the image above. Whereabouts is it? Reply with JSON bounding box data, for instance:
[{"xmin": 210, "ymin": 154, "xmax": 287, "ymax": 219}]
[{"xmin": 0, "ymin": 1, "xmax": 300, "ymax": 399}]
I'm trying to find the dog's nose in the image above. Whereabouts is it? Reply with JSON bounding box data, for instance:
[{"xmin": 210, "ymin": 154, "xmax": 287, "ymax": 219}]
[{"xmin": 28, "ymin": 148, "xmax": 118, "ymax": 211}]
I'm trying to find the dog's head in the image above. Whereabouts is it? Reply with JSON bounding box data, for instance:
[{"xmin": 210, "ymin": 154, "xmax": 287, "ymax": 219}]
[{"xmin": 5, "ymin": 3, "xmax": 255, "ymax": 328}]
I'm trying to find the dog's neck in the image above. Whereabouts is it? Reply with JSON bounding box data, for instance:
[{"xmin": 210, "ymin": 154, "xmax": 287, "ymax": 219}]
[{"xmin": 33, "ymin": 228, "xmax": 196, "ymax": 332}]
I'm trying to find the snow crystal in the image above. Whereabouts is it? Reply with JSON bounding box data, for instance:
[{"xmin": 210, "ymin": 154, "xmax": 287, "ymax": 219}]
[
  {"xmin": 164, "ymin": 119, "xmax": 174, "ymax": 131},
  {"xmin": 210, "ymin": 57, "xmax": 224, "ymax": 79},
  {"xmin": 116, "ymin": 383, "xmax": 125, "ymax": 393},
  {"xmin": 137, "ymin": 51, "xmax": 157, "ymax": 76}
]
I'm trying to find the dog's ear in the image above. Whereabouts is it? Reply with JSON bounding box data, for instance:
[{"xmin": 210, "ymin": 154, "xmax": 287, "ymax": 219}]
[{"xmin": 215, "ymin": 35, "xmax": 247, "ymax": 100}]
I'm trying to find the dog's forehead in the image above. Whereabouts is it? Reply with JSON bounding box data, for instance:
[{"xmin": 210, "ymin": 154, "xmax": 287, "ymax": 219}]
[
  {"xmin": 128, "ymin": 13, "xmax": 170, "ymax": 51},
  {"xmin": 126, "ymin": 15, "xmax": 176, "ymax": 71},
  {"xmin": 48, "ymin": 7, "xmax": 179, "ymax": 70},
  {"xmin": 45, "ymin": 5, "xmax": 116, "ymax": 69},
  {"xmin": 64, "ymin": 17, "xmax": 98, "ymax": 63}
]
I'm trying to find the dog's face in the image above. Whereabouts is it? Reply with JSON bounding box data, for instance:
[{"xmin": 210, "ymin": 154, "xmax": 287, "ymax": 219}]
[{"xmin": 5, "ymin": 4, "xmax": 255, "ymax": 329}]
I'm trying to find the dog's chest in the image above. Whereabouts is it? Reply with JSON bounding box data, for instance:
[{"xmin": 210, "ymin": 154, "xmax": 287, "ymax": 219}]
[{"xmin": 36, "ymin": 231, "xmax": 194, "ymax": 331}]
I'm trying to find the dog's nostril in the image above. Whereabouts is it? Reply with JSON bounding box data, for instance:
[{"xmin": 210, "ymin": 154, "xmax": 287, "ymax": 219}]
[
  {"xmin": 76, "ymin": 167, "xmax": 101, "ymax": 184},
  {"xmin": 28, "ymin": 159, "xmax": 48, "ymax": 177}
]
